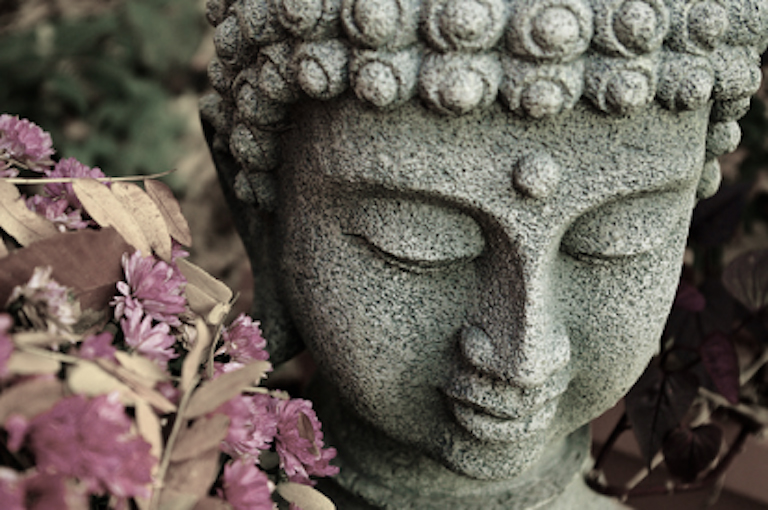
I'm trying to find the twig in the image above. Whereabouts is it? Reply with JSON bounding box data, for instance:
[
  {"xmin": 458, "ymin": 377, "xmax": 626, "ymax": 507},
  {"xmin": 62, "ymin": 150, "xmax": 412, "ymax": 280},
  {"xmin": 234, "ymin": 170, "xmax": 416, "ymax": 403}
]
[
  {"xmin": 593, "ymin": 412, "xmax": 630, "ymax": 471},
  {"xmin": 2, "ymin": 169, "xmax": 176, "ymax": 185},
  {"xmin": 740, "ymin": 349, "xmax": 768, "ymax": 386}
]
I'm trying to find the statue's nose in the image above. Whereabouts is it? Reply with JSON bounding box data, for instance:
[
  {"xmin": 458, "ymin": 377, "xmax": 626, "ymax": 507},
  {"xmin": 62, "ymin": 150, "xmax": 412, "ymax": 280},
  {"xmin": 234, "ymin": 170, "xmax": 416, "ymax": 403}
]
[{"xmin": 460, "ymin": 252, "xmax": 571, "ymax": 388}]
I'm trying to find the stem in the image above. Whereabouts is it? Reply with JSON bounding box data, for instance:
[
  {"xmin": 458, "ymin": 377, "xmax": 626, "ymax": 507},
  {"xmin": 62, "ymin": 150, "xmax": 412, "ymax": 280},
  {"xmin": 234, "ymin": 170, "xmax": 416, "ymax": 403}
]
[
  {"xmin": 740, "ymin": 349, "xmax": 768, "ymax": 386},
  {"xmin": 593, "ymin": 412, "xmax": 630, "ymax": 471},
  {"xmin": 2, "ymin": 169, "xmax": 175, "ymax": 184},
  {"xmin": 148, "ymin": 374, "xmax": 200, "ymax": 510}
]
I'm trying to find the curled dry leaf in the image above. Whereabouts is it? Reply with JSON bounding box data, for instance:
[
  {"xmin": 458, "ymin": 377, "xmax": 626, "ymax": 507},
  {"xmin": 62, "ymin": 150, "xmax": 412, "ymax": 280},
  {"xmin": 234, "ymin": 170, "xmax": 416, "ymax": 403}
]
[
  {"xmin": 115, "ymin": 351, "xmax": 169, "ymax": 385},
  {"xmin": 135, "ymin": 400, "xmax": 163, "ymax": 473},
  {"xmin": 12, "ymin": 331, "xmax": 66, "ymax": 347},
  {"xmin": 170, "ymin": 413, "xmax": 230, "ymax": 463},
  {"xmin": 111, "ymin": 182, "xmax": 173, "ymax": 261},
  {"xmin": 276, "ymin": 482, "xmax": 336, "ymax": 510},
  {"xmin": 6, "ymin": 351, "xmax": 60, "ymax": 376},
  {"xmin": 145, "ymin": 179, "xmax": 193, "ymax": 247},
  {"xmin": 157, "ymin": 488, "xmax": 201, "ymax": 510},
  {"xmin": 184, "ymin": 360, "xmax": 271, "ymax": 419},
  {"xmin": 0, "ymin": 377, "xmax": 65, "ymax": 423},
  {"xmin": 0, "ymin": 179, "xmax": 58, "ymax": 246},
  {"xmin": 192, "ymin": 497, "xmax": 233, "ymax": 510},
  {"xmin": 163, "ymin": 447, "xmax": 221, "ymax": 500},
  {"xmin": 0, "ymin": 228, "xmax": 131, "ymax": 311},
  {"xmin": 72, "ymin": 178, "xmax": 151, "ymax": 255},
  {"xmin": 94, "ymin": 359, "xmax": 176, "ymax": 414},
  {"xmin": 177, "ymin": 259, "xmax": 233, "ymax": 326},
  {"xmin": 68, "ymin": 360, "xmax": 139, "ymax": 405},
  {"xmin": 299, "ymin": 412, "xmax": 320, "ymax": 457},
  {"xmin": 181, "ymin": 318, "xmax": 212, "ymax": 392}
]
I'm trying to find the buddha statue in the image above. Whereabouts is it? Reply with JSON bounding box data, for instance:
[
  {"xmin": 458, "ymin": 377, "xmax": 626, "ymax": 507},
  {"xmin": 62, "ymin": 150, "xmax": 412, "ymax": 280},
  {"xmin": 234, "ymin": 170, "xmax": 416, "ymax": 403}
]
[{"xmin": 200, "ymin": 0, "xmax": 767, "ymax": 507}]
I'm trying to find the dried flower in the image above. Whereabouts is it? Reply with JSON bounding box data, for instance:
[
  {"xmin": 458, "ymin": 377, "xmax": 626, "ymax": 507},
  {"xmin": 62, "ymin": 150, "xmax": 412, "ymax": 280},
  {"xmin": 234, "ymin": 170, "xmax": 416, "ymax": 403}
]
[
  {"xmin": 113, "ymin": 251, "xmax": 186, "ymax": 327},
  {"xmin": 43, "ymin": 157, "xmax": 106, "ymax": 210},
  {"xmin": 27, "ymin": 393, "xmax": 154, "ymax": 499},
  {"xmin": 273, "ymin": 398, "xmax": 339, "ymax": 485},
  {"xmin": 26, "ymin": 195, "xmax": 90, "ymax": 232},
  {"xmin": 79, "ymin": 332, "xmax": 117, "ymax": 362},
  {"xmin": 120, "ymin": 306, "xmax": 177, "ymax": 367},
  {"xmin": 218, "ymin": 394, "xmax": 278, "ymax": 461},
  {"xmin": 218, "ymin": 314, "xmax": 269, "ymax": 367},
  {"xmin": 0, "ymin": 115, "xmax": 54, "ymax": 173},
  {"xmin": 221, "ymin": 460, "xmax": 275, "ymax": 510},
  {"xmin": 8, "ymin": 267, "xmax": 80, "ymax": 333}
]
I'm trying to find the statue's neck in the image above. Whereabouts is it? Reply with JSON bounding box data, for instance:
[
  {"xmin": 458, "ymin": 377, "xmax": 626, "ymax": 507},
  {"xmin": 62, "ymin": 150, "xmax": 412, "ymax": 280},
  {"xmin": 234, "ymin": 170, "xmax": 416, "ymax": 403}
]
[{"xmin": 310, "ymin": 376, "xmax": 616, "ymax": 510}]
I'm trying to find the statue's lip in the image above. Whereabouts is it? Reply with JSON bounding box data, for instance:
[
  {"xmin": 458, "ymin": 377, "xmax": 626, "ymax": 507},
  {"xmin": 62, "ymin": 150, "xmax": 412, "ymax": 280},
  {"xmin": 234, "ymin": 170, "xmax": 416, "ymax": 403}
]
[
  {"xmin": 442, "ymin": 388, "xmax": 562, "ymax": 421},
  {"xmin": 446, "ymin": 397, "xmax": 559, "ymax": 443}
]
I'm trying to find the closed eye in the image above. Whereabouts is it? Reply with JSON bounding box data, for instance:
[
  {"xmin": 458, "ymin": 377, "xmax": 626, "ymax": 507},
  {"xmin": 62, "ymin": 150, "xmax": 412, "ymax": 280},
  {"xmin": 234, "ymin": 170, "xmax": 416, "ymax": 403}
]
[{"xmin": 341, "ymin": 197, "xmax": 485, "ymax": 272}]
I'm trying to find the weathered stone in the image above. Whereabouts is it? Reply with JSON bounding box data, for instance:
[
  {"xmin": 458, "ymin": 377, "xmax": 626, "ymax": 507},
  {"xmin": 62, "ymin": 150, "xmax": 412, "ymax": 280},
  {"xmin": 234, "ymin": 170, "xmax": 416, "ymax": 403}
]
[{"xmin": 201, "ymin": 0, "xmax": 767, "ymax": 507}]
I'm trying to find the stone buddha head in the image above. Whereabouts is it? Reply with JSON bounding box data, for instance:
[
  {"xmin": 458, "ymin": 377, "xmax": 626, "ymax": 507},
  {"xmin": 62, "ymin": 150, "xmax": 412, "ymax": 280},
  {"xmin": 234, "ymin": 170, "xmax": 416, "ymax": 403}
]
[{"xmin": 201, "ymin": 0, "xmax": 766, "ymax": 506}]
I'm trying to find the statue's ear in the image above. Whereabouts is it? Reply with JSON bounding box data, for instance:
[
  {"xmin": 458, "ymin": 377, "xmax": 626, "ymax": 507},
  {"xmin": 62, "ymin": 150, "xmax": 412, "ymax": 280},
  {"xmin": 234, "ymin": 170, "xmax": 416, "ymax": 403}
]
[
  {"xmin": 696, "ymin": 159, "xmax": 722, "ymax": 200},
  {"xmin": 200, "ymin": 107, "xmax": 306, "ymax": 366}
]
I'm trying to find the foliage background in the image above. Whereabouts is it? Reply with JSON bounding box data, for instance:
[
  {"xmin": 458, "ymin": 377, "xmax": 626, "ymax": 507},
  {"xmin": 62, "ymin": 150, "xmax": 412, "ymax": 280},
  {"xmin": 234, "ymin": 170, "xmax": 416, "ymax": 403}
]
[{"xmin": 1, "ymin": 1, "xmax": 768, "ymax": 508}]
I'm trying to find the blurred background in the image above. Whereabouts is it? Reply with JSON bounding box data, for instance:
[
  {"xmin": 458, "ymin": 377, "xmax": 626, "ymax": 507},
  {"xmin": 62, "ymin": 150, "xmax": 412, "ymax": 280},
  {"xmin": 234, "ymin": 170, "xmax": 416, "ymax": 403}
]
[{"xmin": 0, "ymin": 1, "xmax": 767, "ymax": 508}]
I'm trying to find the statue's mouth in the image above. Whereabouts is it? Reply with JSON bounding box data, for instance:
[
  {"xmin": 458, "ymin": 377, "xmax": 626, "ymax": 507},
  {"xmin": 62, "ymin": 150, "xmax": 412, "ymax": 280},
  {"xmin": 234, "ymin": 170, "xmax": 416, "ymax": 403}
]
[{"xmin": 440, "ymin": 369, "xmax": 568, "ymax": 442}]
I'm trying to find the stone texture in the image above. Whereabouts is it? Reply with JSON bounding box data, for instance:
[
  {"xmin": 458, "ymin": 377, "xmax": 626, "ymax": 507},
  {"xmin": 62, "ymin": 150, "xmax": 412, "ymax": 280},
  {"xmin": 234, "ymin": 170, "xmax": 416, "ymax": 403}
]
[{"xmin": 201, "ymin": 0, "xmax": 767, "ymax": 507}]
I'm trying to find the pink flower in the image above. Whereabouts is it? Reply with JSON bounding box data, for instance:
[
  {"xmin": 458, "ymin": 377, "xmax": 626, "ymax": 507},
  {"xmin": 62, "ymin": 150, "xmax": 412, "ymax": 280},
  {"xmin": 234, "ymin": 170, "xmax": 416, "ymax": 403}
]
[
  {"xmin": 218, "ymin": 314, "xmax": 269, "ymax": 366},
  {"xmin": 273, "ymin": 398, "xmax": 339, "ymax": 485},
  {"xmin": 0, "ymin": 313, "xmax": 13, "ymax": 379},
  {"xmin": 221, "ymin": 460, "xmax": 275, "ymax": 510},
  {"xmin": 22, "ymin": 471, "xmax": 87, "ymax": 510},
  {"xmin": 0, "ymin": 115, "xmax": 54, "ymax": 172},
  {"xmin": 120, "ymin": 307, "xmax": 177, "ymax": 367},
  {"xmin": 26, "ymin": 195, "xmax": 90, "ymax": 231},
  {"xmin": 5, "ymin": 415, "xmax": 29, "ymax": 452},
  {"xmin": 113, "ymin": 251, "xmax": 186, "ymax": 327},
  {"xmin": 27, "ymin": 393, "xmax": 154, "ymax": 499},
  {"xmin": 217, "ymin": 394, "xmax": 278, "ymax": 460},
  {"xmin": 79, "ymin": 332, "xmax": 117, "ymax": 361},
  {"xmin": 43, "ymin": 157, "xmax": 106, "ymax": 210}
]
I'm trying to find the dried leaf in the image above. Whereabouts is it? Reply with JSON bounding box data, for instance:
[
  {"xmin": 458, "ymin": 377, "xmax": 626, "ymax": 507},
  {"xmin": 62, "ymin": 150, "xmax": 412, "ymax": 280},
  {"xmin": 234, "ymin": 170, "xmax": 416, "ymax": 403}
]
[
  {"xmin": 12, "ymin": 331, "xmax": 65, "ymax": 347},
  {"xmin": 164, "ymin": 447, "xmax": 220, "ymax": 499},
  {"xmin": 73, "ymin": 178, "xmax": 151, "ymax": 255},
  {"xmin": 6, "ymin": 351, "xmax": 60, "ymax": 375},
  {"xmin": 193, "ymin": 497, "xmax": 232, "ymax": 510},
  {"xmin": 625, "ymin": 361, "xmax": 699, "ymax": 466},
  {"xmin": 0, "ymin": 378, "xmax": 65, "ymax": 423},
  {"xmin": 663, "ymin": 424, "xmax": 723, "ymax": 483},
  {"xmin": 158, "ymin": 489, "xmax": 201, "ymax": 510},
  {"xmin": 135, "ymin": 400, "xmax": 163, "ymax": 472},
  {"xmin": 145, "ymin": 179, "xmax": 193, "ymax": 247},
  {"xmin": 178, "ymin": 259, "xmax": 233, "ymax": 324},
  {"xmin": 170, "ymin": 413, "xmax": 230, "ymax": 462},
  {"xmin": 115, "ymin": 351, "xmax": 169, "ymax": 385},
  {"xmin": 111, "ymin": 182, "xmax": 173, "ymax": 261},
  {"xmin": 722, "ymin": 249, "xmax": 768, "ymax": 313},
  {"xmin": 68, "ymin": 361, "xmax": 138, "ymax": 404},
  {"xmin": 0, "ymin": 228, "xmax": 131, "ymax": 311},
  {"xmin": 276, "ymin": 482, "xmax": 335, "ymax": 510},
  {"xmin": 700, "ymin": 333, "xmax": 740, "ymax": 404},
  {"xmin": 0, "ymin": 240, "xmax": 8, "ymax": 258},
  {"xmin": 181, "ymin": 318, "xmax": 212, "ymax": 392},
  {"xmin": 0, "ymin": 180, "xmax": 58, "ymax": 245},
  {"xmin": 94, "ymin": 359, "xmax": 176, "ymax": 414},
  {"xmin": 184, "ymin": 361, "xmax": 270, "ymax": 419}
]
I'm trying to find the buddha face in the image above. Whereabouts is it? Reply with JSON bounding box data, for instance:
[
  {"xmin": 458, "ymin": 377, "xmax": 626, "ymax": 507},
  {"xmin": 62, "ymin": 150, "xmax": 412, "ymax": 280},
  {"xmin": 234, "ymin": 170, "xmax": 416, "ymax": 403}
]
[{"xmin": 275, "ymin": 97, "xmax": 708, "ymax": 480}]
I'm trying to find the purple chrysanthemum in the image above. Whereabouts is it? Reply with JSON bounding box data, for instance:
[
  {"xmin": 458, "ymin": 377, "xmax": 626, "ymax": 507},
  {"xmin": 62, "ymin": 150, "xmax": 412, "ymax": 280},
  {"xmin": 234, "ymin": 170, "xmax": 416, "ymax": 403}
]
[
  {"xmin": 217, "ymin": 394, "xmax": 278, "ymax": 461},
  {"xmin": 120, "ymin": 306, "xmax": 177, "ymax": 368},
  {"xmin": 43, "ymin": 157, "xmax": 106, "ymax": 210},
  {"xmin": 26, "ymin": 195, "xmax": 90, "ymax": 232},
  {"xmin": 221, "ymin": 460, "xmax": 275, "ymax": 510},
  {"xmin": 218, "ymin": 314, "xmax": 269, "ymax": 368},
  {"xmin": 79, "ymin": 332, "xmax": 117, "ymax": 362},
  {"xmin": 273, "ymin": 398, "xmax": 339, "ymax": 486},
  {"xmin": 26, "ymin": 393, "xmax": 154, "ymax": 499},
  {"xmin": 0, "ymin": 115, "xmax": 54, "ymax": 172},
  {"xmin": 113, "ymin": 251, "xmax": 186, "ymax": 327},
  {"xmin": 0, "ymin": 468, "xmax": 24, "ymax": 510}
]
